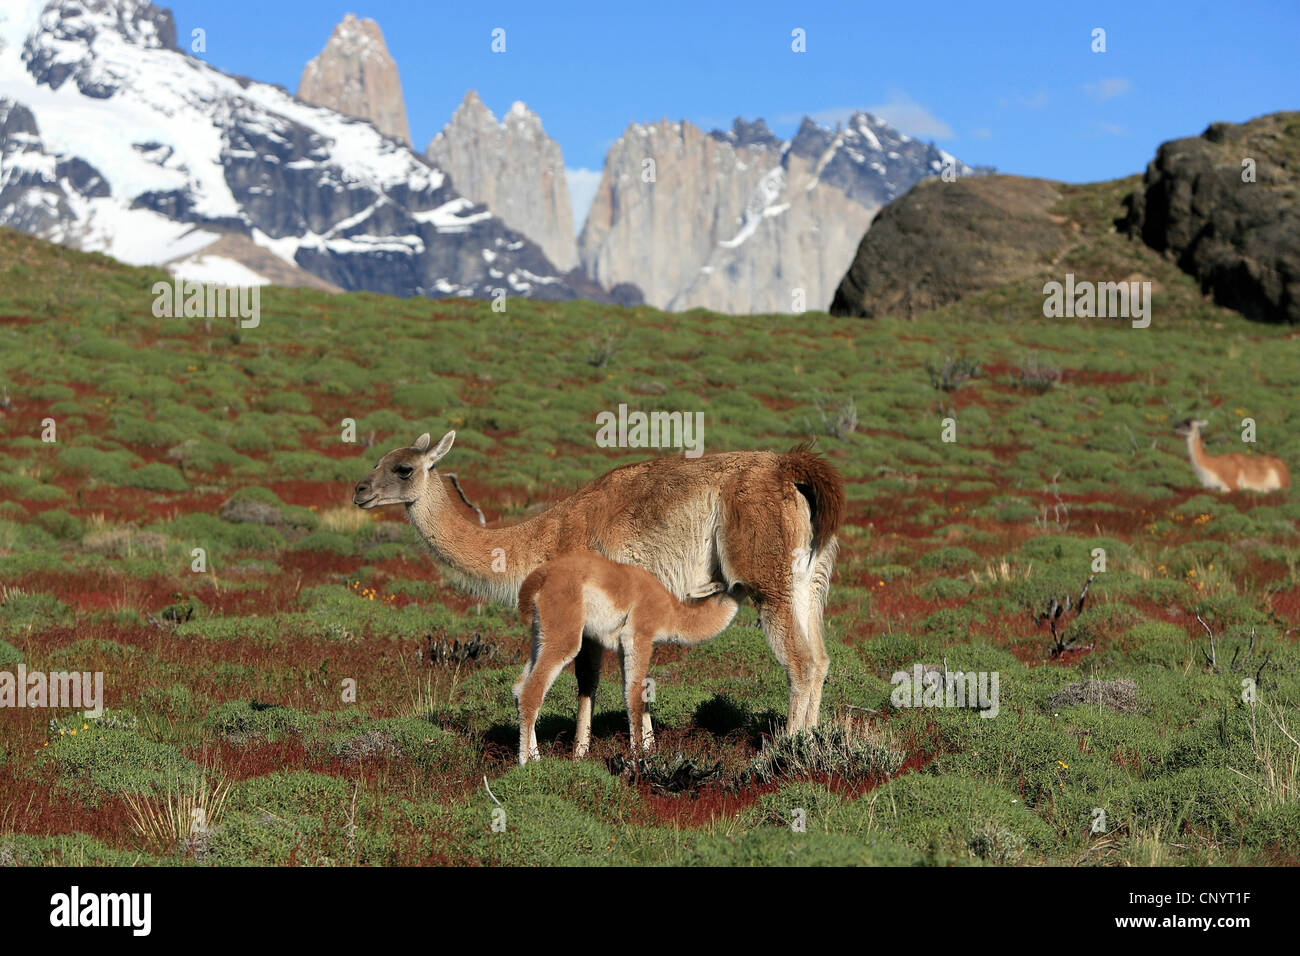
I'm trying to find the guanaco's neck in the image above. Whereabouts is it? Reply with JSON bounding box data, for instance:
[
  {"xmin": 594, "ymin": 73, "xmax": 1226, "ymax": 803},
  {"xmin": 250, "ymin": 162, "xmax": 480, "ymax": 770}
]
[
  {"xmin": 666, "ymin": 595, "xmax": 739, "ymax": 644},
  {"xmin": 405, "ymin": 483, "xmax": 555, "ymax": 603},
  {"xmin": 1186, "ymin": 430, "xmax": 1212, "ymax": 469}
]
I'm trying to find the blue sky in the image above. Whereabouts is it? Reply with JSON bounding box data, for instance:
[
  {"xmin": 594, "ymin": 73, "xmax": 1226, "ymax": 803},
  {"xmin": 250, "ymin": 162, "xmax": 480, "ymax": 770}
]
[{"xmin": 168, "ymin": 0, "xmax": 1298, "ymax": 228}]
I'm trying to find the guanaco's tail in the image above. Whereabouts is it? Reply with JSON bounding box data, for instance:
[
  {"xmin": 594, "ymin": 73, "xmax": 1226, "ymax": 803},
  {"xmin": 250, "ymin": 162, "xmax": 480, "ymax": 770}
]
[{"xmin": 779, "ymin": 444, "xmax": 846, "ymax": 555}]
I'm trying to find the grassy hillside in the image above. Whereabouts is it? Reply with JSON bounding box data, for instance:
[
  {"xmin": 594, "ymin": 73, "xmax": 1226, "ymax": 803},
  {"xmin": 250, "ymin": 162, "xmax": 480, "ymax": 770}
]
[{"xmin": 1, "ymin": 174, "xmax": 1299, "ymax": 867}]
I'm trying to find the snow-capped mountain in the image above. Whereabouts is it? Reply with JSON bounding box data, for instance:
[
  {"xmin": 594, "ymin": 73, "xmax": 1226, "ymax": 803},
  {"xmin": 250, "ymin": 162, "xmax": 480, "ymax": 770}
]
[
  {"xmin": 579, "ymin": 113, "xmax": 991, "ymax": 313},
  {"xmin": 0, "ymin": 0, "xmax": 598, "ymax": 300}
]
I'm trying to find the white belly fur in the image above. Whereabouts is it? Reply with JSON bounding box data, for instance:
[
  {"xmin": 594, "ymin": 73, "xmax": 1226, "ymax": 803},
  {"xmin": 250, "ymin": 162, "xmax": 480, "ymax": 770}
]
[{"xmin": 581, "ymin": 584, "xmax": 629, "ymax": 650}]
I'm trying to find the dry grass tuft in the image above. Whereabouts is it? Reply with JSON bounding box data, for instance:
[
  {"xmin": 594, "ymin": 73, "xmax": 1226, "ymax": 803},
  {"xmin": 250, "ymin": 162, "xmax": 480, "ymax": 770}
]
[
  {"xmin": 318, "ymin": 505, "xmax": 371, "ymax": 534},
  {"xmin": 747, "ymin": 713, "xmax": 905, "ymax": 784},
  {"xmin": 970, "ymin": 559, "xmax": 1033, "ymax": 586},
  {"xmin": 123, "ymin": 767, "xmax": 232, "ymax": 857},
  {"xmin": 1232, "ymin": 699, "xmax": 1299, "ymax": 808},
  {"xmin": 81, "ymin": 527, "xmax": 170, "ymax": 556}
]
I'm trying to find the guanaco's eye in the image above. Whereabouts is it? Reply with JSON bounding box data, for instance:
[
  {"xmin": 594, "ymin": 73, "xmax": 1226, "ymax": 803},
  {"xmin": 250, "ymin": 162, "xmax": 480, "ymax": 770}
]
[{"xmin": 394, "ymin": 464, "xmax": 414, "ymax": 479}]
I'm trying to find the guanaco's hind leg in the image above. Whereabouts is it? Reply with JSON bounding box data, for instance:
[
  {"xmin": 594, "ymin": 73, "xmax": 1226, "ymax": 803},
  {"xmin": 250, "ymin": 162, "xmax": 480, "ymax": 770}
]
[
  {"xmin": 798, "ymin": 539, "xmax": 837, "ymax": 728},
  {"xmin": 721, "ymin": 492, "xmax": 827, "ymax": 735},
  {"xmin": 758, "ymin": 599, "xmax": 815, "ymax": 734},
  {"xmin": 513, "ymin": 604, "xmax": 582, "ymax": 765},
  {"xmin": 572, "ymin": 637, "xmax": 604, "ymax": 759}
]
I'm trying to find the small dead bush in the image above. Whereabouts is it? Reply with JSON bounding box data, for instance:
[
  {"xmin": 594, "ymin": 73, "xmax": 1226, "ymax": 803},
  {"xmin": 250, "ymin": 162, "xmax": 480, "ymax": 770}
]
[
  {"xmin": 925, "ymin": 355, "xmax": 983, "ymax": 392},
  {"xmin": 968, "ymin": 821, "xmax": 1026, "ymax": 864},
  {"xmin": 608, "ymin": 753, "xmax": 725, "ymax": 794},
  {"xmin": 1047, "ymin": 677, "xmax": 1139, "ymax": 714},
  {"xmin": 808, "ymin": 394, "xmax": 858, "ymax": 439},
  {"xmin": 218, "ymin": 499, "xmax": 281, "ymax": 526},
  {"xmin": 1014, "ymin": 354, "xmax": 1063, "ymax": 393},
  {"xmin": 334, "ymin": 730, "xmax": 400, "ymax": 764},
  {"xmin": 419, "ymin": 631, "xmax": 507, "ymax": 666}
]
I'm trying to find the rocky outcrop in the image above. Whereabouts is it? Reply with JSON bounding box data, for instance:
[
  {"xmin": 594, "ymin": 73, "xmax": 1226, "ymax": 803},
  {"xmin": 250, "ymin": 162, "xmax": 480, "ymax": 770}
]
[
  {"xmin": 578, "ymin": 112, "xmax": 986, "ymax": 313},
  {"xmin": 298, "ymin": 13, "xmax": 410, "ymax": 144},
  {"xmin": 829, "ymin": 176, "xmax": 1072, "ymax": 318},
  {"xmin": 1123, "ymin": 112, "xmax": 1299, "ymax": 324},
  {"xmin": 426, "ymin": 92, "xmax": 577, "ymax": 272}
]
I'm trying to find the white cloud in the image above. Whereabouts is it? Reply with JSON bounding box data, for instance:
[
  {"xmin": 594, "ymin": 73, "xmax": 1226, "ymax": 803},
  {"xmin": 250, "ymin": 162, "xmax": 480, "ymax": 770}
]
[
  {"xmin": 1099, "ymin": 123, "xmax": 1128, "ymax": 136},
  {"xmin": 998, "ymin": 90, "xmax": 1050, "ymax": 111},
  {"xmin": 969, "ymin": 127, "xmax": 993, "ymax": 140},
  {"xmin": 1084, "ymin": 77, "xmax": 1132, "ymax": 101},
  {"xmin": 866, "ymin": 93, "xmax": 954, "ymax": 139},
  {"xmin": 778, "ymin": 93, "xmax": 955, "ymax": 140},
  {"xmin": 565, "ymin": 167, "xmax": 603, "ymax": 234},
  {"xmin": 778, "ymin": 106, "xmax": 854, "ymax": 128}
]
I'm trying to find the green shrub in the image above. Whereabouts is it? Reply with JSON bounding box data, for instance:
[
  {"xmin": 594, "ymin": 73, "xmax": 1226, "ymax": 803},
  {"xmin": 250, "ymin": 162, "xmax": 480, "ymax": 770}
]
[
  {"xmin": 38, "ymin": 727, "xmax": 197, "ymax": 804},
  {"xmin": 56, "ymin": 446, "xmax": 139, "ymax": 483},
  {"xmin": 922, "ymin": 576, "xmax": 974, "ymax": 600},
  {"xmin": 124, "ymin": 463, "xmax": 188, "ymax": 491},
  {"xmin": 859, "ymin": 773, "xmax": 1057, "ymax": 854},
  {"xmin": 292, "ymin": 531, "xmax": 354, "ymax": 555},
  {"xmin": 917, "ymin": 546, "xmax": 979, "ymax": 571},
  {"xmin": 687, "ymin": 827, "xmax": 926, "ymax": 866},
  {"xmin": 34, "ymin": 509, "xmax": 84, "ymax": 540},
  {"xmin": 0, "ymin": 592, "xmax": 73, "ymax": 632},
  {"xmin": 471, "ymin": 794, "xmax": 614, "ymax": 866},
  {"xmin": 206, "ymin": 701, "xmax": 313, "ymax": 743},
  {"xmin": 228, "ymin": 769, "xmax": 351, "ymax": 816},
  {"xmin": 489, "ymin": 759, "xmax": 634, "ymax": 821}
]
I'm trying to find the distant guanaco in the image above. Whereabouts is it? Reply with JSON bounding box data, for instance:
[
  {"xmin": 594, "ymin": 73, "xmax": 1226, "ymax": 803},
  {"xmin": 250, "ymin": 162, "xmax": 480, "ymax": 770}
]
[
  {"xmin": 512, "ymin": 551, "xmax": 740, "ymax": 765},
  {"xmin": 1174, "ymin": 418, "xmax": 1290, "ymax": 493}
]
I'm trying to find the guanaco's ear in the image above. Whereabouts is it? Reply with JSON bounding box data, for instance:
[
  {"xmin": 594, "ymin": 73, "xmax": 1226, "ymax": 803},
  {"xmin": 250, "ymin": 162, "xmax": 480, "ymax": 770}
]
[
  {"xmin": 687, "ymin": 581, "xmax": 725, "ymax": 599},
  {"xmin": 425, "ymin": 430, "xmax": 455, "ymax": 469},
  {"xmin": 412, "ymin": 433, "xmax": 431, "ymax": 452}
]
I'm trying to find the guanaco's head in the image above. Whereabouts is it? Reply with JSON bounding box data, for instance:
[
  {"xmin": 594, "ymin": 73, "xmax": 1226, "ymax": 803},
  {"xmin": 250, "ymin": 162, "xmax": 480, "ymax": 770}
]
[
  {"xmin": 1173, "ymin": 418, "xmax": 1209, "ymax": 438},
  {"xmin": 353, "ymin": 431, "xmax": 455, "ymax": 509},
  {"xmin": 686, "ymin": 581, "xmax": 743, "ymax": 620}
]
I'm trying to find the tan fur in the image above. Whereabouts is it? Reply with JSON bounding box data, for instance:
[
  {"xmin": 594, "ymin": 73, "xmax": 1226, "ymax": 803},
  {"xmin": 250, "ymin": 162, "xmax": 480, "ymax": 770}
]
[
  {"xmin": 512, "ymin": 552, "xmax": 739, "ymax": 764},
  {"xmin": 353, "ymin": 431, "xmax": 845, "ymax": 732},
  {"xmin": 1174, "ymin": 419, "xmax": 1290, "ymax": 493}
]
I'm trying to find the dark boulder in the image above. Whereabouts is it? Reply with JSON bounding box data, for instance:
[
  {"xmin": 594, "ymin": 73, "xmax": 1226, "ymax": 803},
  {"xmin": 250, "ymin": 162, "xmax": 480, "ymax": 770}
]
[
  {"xmin": 1122, "ymin": 112, "xmax": 1299, "ymax": 324},
  {"xmin": 829, "ymin": 175, "xmax": 1072, "ymax": 319}
]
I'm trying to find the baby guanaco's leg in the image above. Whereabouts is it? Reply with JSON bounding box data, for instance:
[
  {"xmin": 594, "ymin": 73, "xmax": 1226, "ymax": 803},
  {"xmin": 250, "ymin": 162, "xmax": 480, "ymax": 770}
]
[
  {"xmin": 572, "ymin": 638, "xmax": 604, "ymax": 759},
  {"xmin": 515, "ymin": 600, "xmax": 582, "ymax": 765}
]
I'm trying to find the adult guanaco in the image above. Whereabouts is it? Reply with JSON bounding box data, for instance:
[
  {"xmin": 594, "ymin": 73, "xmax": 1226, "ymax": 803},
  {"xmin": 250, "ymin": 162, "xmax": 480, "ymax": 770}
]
[
  {"xmin": 354, "ymin": 431, "xmax": 843, "ymax": 734},
  {"xmin": 1174, "ymin": 418, "xmax": 1290, "ymax": 492}
]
